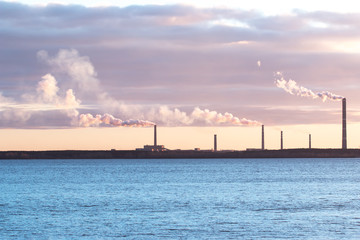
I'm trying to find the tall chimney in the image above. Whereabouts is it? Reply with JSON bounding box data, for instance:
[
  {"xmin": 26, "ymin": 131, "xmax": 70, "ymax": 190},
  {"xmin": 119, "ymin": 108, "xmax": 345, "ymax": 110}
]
[
  {"xmin": 281, "ymin": 131, "xmax": 283, "ymax": 150},
  {"xmin": 154, "ymin": 125, "xmax": 157, "ymax": 146},
  {"xmin": 214, "ymin": 134, "xmax": 217, "ymax": 152},
  {"xmin": 262, "ymin": 125, "xmax": 265, "ymax": 150},
  {"xmin": 309, "ymin": 134, "xmax": 311, "ymax": 149},
  {"xmin": 342, "ymin": 98, "xmax": 347, "ymax": 149}
]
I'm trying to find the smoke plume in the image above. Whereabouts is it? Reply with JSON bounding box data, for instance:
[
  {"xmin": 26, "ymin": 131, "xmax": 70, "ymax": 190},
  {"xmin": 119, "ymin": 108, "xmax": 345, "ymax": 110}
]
[
  {"xmin": 149, "ymin": 106, "xmax": 261, "ymax": 126},
  {"xmin": 275, "ymin": 72, "xmax": 343, "ymax": 102},
  {"xmin": 36, "ymin": 74, "xmax": 154, "ymax": 128},
  {"xmin": 190, "ymin": 107, "xmax": 261, "ymax": 126},
  {"xmin": 79, "ymin": 113, "xmax": 155, "ymax": 127},
  {"xmin": 37, "ymin": 49, "xmax": 100, "ymax": 91},
  {"xmin": 36, "ymin": 74, "xmax": 81, "ymax": 119},
  {"xmin": 37, "ymin": 74, "xmax": 59, "ymax": 103},
  {"xmin": 0, "ymin": 49, "xmax": 262, "ymax": 128},
  {"xmin": 36, "ymin": 49, "xmax": 261, "ymax": 128}
]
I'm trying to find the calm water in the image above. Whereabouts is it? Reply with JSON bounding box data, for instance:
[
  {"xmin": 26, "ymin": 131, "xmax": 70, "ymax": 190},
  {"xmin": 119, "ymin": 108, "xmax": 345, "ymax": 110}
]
[{"xmin": 1, "ymin": 158, "xmax": 360, "ymax": 239}]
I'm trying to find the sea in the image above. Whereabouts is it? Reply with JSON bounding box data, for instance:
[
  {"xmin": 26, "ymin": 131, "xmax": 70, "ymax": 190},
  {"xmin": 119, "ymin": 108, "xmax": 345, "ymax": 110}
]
[{"xmin": 1, "ymin": 158, "xmax": 360, "ymax": 239}]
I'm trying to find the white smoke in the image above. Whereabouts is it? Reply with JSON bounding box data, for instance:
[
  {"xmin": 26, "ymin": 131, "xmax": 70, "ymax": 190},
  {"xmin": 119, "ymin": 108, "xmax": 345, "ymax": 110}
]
[
  {"xmin": 35, "ymin": 74, "xmax": 152, "ymax": 128},
  {"xmin": 36, "ymin": 50, "xmax": 155, "ymax": 128},
  {"xmin": 37, "ymin": 49, "xmax": 100, "ymax": 91},
  {"xmin": 35, "ymin": 74, "xmax": 81, "ymax": 116},
  {"xmin": 152, "ymin": 106, "xmax": 193, "ymax": 126},
  {"xmin": 37, "ymin": 74, "xmax": 59, "ymax": 103},
  {"xmin": 37, "ymin": 49, "xmax": 133, "ymax": 117},
  {"xmin": 0, "ymin": 73, "xmax": 82, "ymax": 126},
  {"xmin": 64, "ymin": 89, "xmax": 80, "ymax": 109},
  {"xmin": 148, "ymin": 106, "xmax": 261, "ymax": 126},
  {"xmin": 79, "ymin": 113, "xmax": 155, "ymax": 127},
  {"xmin": 191, "ymin": 107, "xmax": 261, "ymax": 126},
  {"xmin": 34, "ymin": 73, "xmax": 81, "ymax": 110},
  {"xmin": 0, "ymin": 71, "xmax": 153, "ymax": 128},
  {"xmin": 62, "ymin": 89, "xmax": 81, "ymax": 120},
  {"xmin": 275, "ymin": 72, "xmax": 343, "ymax": 102},
  {"xmin": 37, "ymin": 49, "xmax": 261, "ymax": 128}
]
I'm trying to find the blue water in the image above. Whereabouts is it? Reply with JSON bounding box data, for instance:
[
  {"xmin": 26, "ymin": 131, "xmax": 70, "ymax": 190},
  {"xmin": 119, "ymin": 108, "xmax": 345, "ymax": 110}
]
[{"xmin": 1, "ymin": 158, "xmax": 360, "ymax": 239}]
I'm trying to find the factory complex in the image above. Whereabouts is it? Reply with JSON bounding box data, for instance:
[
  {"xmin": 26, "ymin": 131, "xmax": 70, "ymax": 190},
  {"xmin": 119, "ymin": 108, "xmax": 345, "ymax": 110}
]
[
  {"xmin": 135, "ymin": 98, "xmax": 348, "ymax": 152},
  {"xmin": 0, "ymin": 98, "xmax": 358, "ymax": 159}
]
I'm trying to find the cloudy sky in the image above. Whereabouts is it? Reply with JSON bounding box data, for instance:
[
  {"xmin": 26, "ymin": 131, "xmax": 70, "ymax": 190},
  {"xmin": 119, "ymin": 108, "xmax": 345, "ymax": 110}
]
[{"xmin": 1, "ymin": 0, "xmax": 360, "ymax": 150}]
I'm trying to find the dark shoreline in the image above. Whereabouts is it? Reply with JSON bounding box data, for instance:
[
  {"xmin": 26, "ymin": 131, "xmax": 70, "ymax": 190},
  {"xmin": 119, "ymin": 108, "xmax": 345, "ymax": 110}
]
[{"xmin": 1, "ymin": 148, "xmax": 360, "ymax": 159}]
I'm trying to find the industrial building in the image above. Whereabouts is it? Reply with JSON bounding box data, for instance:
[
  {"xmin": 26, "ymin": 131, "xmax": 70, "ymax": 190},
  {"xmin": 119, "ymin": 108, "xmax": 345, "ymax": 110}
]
[
  {"xmin": 136, "ymin": 125, "xmax": 167, "ymax": 151},
  {"xmin": 136, "ymin": 97, "xmax": 348, "ymax": 153},
  {"xmin": 0, "ymin": 99, "xmax": 353, "ymax": 159}
]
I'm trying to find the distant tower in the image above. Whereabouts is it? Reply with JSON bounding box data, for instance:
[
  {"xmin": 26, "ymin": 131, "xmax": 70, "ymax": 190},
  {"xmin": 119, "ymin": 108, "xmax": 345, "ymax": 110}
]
[
  {"xmin": 281, "ymin": 131, "xmax": 283, "ymax": 150},
  {"xmin": 262, "ymin": 125, "xmax": 265, "ymax": 150},
  {"xmin": 154, "ymin": 125, "xmax": 157, "ymax": 146},
  {"xmin": 214, "ymin": 134, "xmax": 217, "ymax": 152},
  {"xmin": 342, "ymin": 98, "xmax": 347, "ymax": 149},
  {"xmin": 309, "ymin": 134, "xmax": 311, "ymax": 149}
]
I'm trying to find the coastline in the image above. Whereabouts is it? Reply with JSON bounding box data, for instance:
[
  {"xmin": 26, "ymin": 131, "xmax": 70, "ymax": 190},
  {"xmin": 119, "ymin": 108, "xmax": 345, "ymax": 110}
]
[{"xmin": 1, "ymin": 148, "xmax": 360, "ymax": 159}]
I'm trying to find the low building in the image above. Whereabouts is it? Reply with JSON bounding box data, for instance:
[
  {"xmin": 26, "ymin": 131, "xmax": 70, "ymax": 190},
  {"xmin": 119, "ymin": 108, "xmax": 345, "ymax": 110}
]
[
  {"xmin": 246, "ymin": 148, "xmax": 263, "ymax": 151},
  {"xmin": 136, "ymin": 145, "xmax": 167, "ymax": 152}
]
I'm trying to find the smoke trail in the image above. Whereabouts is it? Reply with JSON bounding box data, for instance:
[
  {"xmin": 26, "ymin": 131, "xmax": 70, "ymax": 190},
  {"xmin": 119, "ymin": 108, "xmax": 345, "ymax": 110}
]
[
  {"xmin": 190, "ymin": 107, "xmax": 261, "ymax": 126},
  {"xmin": 152, "ymin": 106, "xmax": 193, "ymax": 126},
  {"xmin": 275, "ymin": 72, "xmax": 343, "ymax": 102},
  {"xmin": 36, "ymin": 74, "xmax": 81, "ymax": 118},
  {"xmin": 149, "ymin": 106, "xmax": 261, "ymax": 126},
  {"xmin": 31, "ymin": 74, "xmax": 154, "ymax": 128},
  {"xmin": 64, "ymin": 89, "xmax": 80, "ymax": 109},
  {"xmin": 37, "ymin": 49, "xmax": 100, "ymax": 91},
  {"xmin": 35, "ymin": 74, "xmax": 154, "ymax": 128},
  {"xmin": 78, "ymin": 113, "xmax": 155, "ymax": 127},
  {"xmin": 37, "ymin": 74, "xmax": 59, "ymax": 103},
  {"xmin": 37, "ymin": 49, "xmax": 138, "ymax": 118},
  {"xmin": 38, "ymin": 49, "xmax": 261, "ymax": 127}
]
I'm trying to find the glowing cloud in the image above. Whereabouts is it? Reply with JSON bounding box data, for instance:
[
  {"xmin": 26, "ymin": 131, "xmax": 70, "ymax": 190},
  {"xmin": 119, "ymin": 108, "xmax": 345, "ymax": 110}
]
[
  {"xmin": 37, "ymin": 74, "xmax": 59, "ymax": 103},
  {"xmin": 191, "ymin": 107, "xmax": 261, "ymax": 126},
  {"xmin": 275, "ymin": 72, "xmax": 343, "ymax": 102},
  {"xmin": 79, "ymin": 113, "xmax": 155, "ymax": 127},
  {"xmin": 37, "ymin": 49, "xmax": 100, "ymax": 91},
  {"xmin": 39, "ymin": 49, "xmax": 261, "ymax": 128}
]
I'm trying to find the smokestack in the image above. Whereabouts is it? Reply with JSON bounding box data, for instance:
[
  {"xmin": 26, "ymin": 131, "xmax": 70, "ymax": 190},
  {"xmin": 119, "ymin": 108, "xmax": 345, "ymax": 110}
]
[
  {"xmin": 262, "ymin": 125, "xmax": 265, "ymax": 150},
  {"xmin": 154, "ymin": 125, "xmax": 157, "ymax": 146},
  {"xmin": 214, "ymin": 134, "xmax": 217, "ymax": 152},
  {"xmin": 342, "ymin": 98, "xmax": 347, "ymax": 149},
  {"xmin": 309, "ymin": 134, "xmax": 311, "ymax": 149},
  {"xmin": 281, "ymin": 131, "xmax": 283, "ymax": 150}
]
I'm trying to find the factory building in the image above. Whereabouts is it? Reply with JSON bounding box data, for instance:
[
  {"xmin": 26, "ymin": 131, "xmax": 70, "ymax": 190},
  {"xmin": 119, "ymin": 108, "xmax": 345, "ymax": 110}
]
[
  {"xmin": 137, "ymin": 145, "xmax": 166, "ymax": 152},
  {"xmin": 136, "ymin": 125, "xmax": 167, "ymax": 151},
  {"xmin": 136, "ymin": 98, "xmax": 348, "ymax": 152}
]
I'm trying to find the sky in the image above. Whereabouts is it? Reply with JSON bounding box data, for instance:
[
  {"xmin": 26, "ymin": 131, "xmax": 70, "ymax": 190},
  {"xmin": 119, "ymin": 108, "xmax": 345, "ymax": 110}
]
[{"xmin": 1, "ymin": 0, "xmax": 360, "ymax": 150}]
